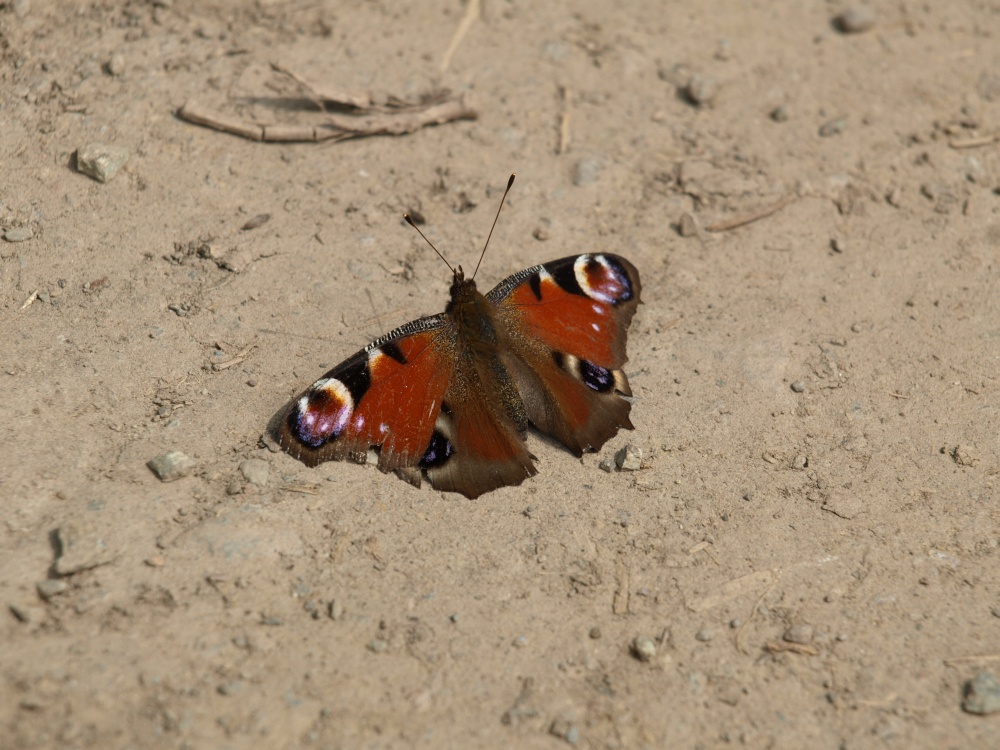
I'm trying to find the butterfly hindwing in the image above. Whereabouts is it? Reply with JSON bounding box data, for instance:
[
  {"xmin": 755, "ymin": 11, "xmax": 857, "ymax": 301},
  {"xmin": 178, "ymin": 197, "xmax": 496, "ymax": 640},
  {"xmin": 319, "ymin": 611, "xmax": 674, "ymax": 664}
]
[
  {"xmin": 414, "ymin": 357, "xmax": 537, "ymax": 499},
  {"xmin": 488, "ymin": 253, "xmax": 641, "ymax": 455}
]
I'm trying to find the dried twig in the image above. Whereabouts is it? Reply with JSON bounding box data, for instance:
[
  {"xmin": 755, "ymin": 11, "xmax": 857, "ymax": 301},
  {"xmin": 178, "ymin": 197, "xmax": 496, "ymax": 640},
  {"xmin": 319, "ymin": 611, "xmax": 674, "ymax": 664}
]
[
  {"xmin": 948, "ymin": 133, "xmax": 999, "ymax": 149},
  {"xmin": 735, "ymin": 582, "xmax": 775, "ymax": 655},
  {"xmin": 270, "ymin": 63, "xmax": 374, "ymax": 110},
  {"xmin": 178, "ymin": 95, "xmax": 477, "ymax": 143},
  {"xmin": 557, "ymin": 86, "xmax": 572, "ymax": 154},
  {"xmin": 212, "ymin": 342, "xmax": 257, "ymax": 371},
  {"xmin": 441, "ymin": 0, "xmax": 480, "ymax": 72},
  {"xmin": 944, "ymin": 654, "xmax": 1000, "ymax": 667},
  {"xmin": 706, "ymin": 193, "xmax": 796, "ymax": 233},
  {"xmin": 281, "ymin": 483, "xmax": 320, "ymax": 495},
  {"xmin": 20, "ymin": 290, "xmax": 38, "ymax": 309},
  {"xmin": 269, "ymin": 64, "xmax": 451, "ymax": 113},
  {"xmin": 765, "ymin": 640, "xmax": 820, "ymax": 656}
]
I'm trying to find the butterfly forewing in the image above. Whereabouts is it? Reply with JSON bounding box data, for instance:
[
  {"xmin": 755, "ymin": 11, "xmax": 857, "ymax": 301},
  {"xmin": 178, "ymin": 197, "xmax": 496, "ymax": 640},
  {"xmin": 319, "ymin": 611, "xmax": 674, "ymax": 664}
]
[
  {"xmin": 488, "ymin": 253, "xmax": 641, "ymax": 455},
  {"xmin": 279, "ymin": 315, "xmax": 455, "ymax": 470}
]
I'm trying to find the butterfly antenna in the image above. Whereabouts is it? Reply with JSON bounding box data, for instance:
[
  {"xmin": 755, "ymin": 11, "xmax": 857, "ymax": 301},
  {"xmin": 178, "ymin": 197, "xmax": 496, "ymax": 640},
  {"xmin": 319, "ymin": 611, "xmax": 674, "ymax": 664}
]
[
  {"xmin": 405, "ymin": 214, "xmax": 455, "ymax": 275},
  {"xmin": 471, "ymin": 173, "xmax": 516, "ymax": 281}
]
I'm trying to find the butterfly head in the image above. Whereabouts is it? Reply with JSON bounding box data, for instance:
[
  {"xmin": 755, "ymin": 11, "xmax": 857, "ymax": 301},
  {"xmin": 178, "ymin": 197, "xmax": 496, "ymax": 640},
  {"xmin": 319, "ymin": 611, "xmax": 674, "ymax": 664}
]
[{"xmin": 447, "ymin": 264, "xmax": 481, "ymax": 308}]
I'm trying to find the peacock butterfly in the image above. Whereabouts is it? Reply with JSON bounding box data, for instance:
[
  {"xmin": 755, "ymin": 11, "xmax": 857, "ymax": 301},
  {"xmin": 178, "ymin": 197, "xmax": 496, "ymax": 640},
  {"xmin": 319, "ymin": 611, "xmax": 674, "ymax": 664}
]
[{"xmin": 278, "ymin": 175, "xmax": 641, "ymax": 498}]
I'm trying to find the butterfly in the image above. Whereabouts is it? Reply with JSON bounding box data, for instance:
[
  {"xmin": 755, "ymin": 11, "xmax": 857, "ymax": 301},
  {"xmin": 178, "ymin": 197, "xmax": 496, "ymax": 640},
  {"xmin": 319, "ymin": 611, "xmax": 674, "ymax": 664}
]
[{"xmin": 278, "ymin": 175, "xmax": 641, "ymax": 498}]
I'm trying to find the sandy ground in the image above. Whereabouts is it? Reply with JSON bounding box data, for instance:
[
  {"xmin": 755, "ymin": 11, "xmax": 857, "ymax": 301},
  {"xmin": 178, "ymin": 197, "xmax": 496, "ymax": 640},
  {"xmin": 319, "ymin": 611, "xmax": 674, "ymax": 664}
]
[{"xmin": 2, "ymin": 1, "xmax": 999, "ymax": 748}]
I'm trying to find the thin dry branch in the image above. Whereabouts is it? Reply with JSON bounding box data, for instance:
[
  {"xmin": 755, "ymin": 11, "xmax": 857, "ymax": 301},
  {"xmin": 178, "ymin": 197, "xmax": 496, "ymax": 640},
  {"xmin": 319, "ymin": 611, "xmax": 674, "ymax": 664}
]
[
  {"xmin": 178, "ymin": 94, "xmax": 477, "ymax": 143},
  {"xmin": 269, "ymin": 63, "xmax": 451, "ymax": 113},
  {"xmin": 557, "ymin": 86, "xmax": 572, "ymax": 154},
  {"xmin": 706, "ymin": 193, "xmax": 797, "ymax": 233},
  {"xmin": 441, "ymin": 0, "xmax": 480, "ymax": 72},
  {"xmin": 948, "ymin": 132, "xmax": 999, "ymax": 149}
]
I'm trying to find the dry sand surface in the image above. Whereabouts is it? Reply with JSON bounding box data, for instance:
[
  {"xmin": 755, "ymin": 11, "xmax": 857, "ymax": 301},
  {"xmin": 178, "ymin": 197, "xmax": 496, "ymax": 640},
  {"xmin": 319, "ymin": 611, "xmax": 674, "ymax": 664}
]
[{"xmin": 2, "ymin": 1, "xmax": 1000, "ymax": 747}]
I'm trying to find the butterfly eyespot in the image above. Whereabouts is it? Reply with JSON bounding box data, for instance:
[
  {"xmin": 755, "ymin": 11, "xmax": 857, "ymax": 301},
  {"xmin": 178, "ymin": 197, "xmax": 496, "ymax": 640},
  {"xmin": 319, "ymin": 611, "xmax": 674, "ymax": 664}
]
[
  {"xmin": 574, "ymin": 254, "xmax": 634, "ymax": 305},
  {"xmin": 578, "ymin": 359, "xmax": 615, "ymax": 392},
  {"xmin": 418, "ymin": 430, "xmax": 454, "ymax": 468},
  {"xmin": 292, "ymin": 378, "xmax": 354, "ymax": 447}
]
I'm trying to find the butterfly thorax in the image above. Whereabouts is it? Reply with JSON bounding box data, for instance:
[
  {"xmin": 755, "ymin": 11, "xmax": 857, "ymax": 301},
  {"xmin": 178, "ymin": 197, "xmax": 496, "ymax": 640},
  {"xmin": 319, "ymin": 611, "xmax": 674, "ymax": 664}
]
[{"xmin": 446, "ymin": 274, "xmax": 501, "ymax": 355}]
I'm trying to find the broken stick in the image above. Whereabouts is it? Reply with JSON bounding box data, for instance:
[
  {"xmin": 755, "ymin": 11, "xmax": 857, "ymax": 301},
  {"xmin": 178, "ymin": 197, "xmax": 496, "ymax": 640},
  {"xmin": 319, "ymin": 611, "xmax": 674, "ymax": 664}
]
[
  {"xmin": 705, "ymin": 193, "xmax": 796, "ymax": 233},
  {"xmin": 178, "ymin": 94, "xmax": 477, "ymax": 143}
]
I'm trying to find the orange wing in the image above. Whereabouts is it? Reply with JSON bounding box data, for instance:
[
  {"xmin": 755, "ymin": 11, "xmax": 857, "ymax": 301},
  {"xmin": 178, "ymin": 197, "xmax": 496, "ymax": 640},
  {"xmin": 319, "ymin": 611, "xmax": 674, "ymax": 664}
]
[
  {"xmin": 278, "ymin": 316, "xmax": 456, "ymax": 471},
  {"xmin": 488, "ymin": 254, "xmax": 641, "ymax": 454}
]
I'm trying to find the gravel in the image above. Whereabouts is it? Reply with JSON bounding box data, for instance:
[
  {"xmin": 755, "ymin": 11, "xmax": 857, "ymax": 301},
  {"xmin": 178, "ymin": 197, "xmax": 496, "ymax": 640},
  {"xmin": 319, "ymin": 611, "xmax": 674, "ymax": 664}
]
[
  {"xmin": 239, "ymin": 458, "xmax": 270, "ymax": 486},
  {"xmin": 678, "ymin": 213, "xmax": 699, "ymax": 237},
  {"xmin": 572, "ymin": 158, "xmax": 602, "ymax": 186},
  {"xmin": 147, "ymin": 451, "xmax": 195, "ymax": 482},
  {"xmin": 783, "ymin": 624, "xmax": 815, "ymax": 644},
  {"xmin": 3, "ymin": 226, "xmax": 33, "ymax": 242},
  {"xmin": 631, "ymin": 635, "xmax": 657, "ymax": 662},
  {"xmin": 36, "ymin": 579, "xmax": 68, "ymax": 600},
  {"xmin": 76, "ymin": 142, "xmax": 129, "ymax": 183},
  {"xmin": 684, "ymin": 75, "xmax": 719, "ymax": 107},
  {"xmin": 819, "ymin": 117, "xmax": 847, "ymax": 137},
  {"xmin": 962, "ymin": 672, "xmax": 1000, "ymax": 715},
  {"xmin": 615, "ymin": 444, "xmax": 642, "ymax": 471},
  {"xmin": 836, "ymin": 5, "xmax": 876, "ymax": 34},
  {"xmin": 53, "ymin": 521, "xmax": 116, "ymax": 576}
]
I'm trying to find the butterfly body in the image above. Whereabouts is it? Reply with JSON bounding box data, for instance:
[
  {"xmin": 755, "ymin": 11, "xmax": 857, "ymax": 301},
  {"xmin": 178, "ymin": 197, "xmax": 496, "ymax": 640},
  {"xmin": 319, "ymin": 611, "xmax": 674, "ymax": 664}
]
[{"xmin": 279, "ymin": 253, "xmax": 640, "ymax": 498}]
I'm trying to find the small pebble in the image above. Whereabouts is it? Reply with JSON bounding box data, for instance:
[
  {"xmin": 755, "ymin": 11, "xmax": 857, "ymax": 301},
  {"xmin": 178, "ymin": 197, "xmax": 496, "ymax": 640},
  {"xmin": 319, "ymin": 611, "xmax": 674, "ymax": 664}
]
[
  {"xmin": 770, "ymin": 105, "xmax": 789, "ymax": 122},
  {"xmin": 589, "ymin": 626, "xmax": 602, "ymax": 639},
  {"xmin": 631, "ymin": 635, "xmax": 657, "ymax": 662},
  {"xmin": 572, "ymin": 158, "xmax": 602, "ymax": 186},
  {"xmin": 695, "ymin": 628, "xmax": 715, "ymax": 642},
  {"xmin": 53, "ymin": 521, "xmax": 116, "ymax": 576},
  {"xmin": 952, "ymin": 445, "xmax": 978, "ymax": 467},
  {"xmin": 684, "ymin": 75, "xmax": 719, "ymax": 107},
  {"xmin": 963, "ymin": 672, "xmax": 1000, "ymax": 715},
  {"xmin": 549, "ymin": 719, "xmax": 580, "ymax": 746},
  {"xmin": 218, "ymin": 680, "xmax": 242, "ymax": 696},
  {"xmin": 991, "ymin": 605, "xmax": 1000, "ymax": 619},
  {"xmin": 106, "ymin": 53, "xmax": 125, "ymax": 77},
  {"xmin": 790, "ymin": 380, "xmax": 806, "ymax": 393},
  {"xmin": 76, "ymin": 142, "xmax": 129, "ymax": 183},
  {"xmin": 36, "ymin": 579, "xmax": 68, "ymax": 600},
  {"xmin": 830, "ymin": 237, "xmax": 847, "ymax": 253},
  {"xmin": 512, "ymin": 635, "xmax": 528, "ymax": 648},
  {"xmin": 9, "ymin": 601, "xmax": 44, "ymax": 624},
  {"xmin": 729, "ymin": 618, "xmax": 742, "ymax": 629},
  {"xmin": 678, "ymin": 213, "xmax": 699, "ymax": 237},
  {"xmin": 598, "ymin": 457, "xmax": 616, "ymax": 473},
  {"xmin": 328, "ymin": 599, "xmax": 344, "ymax": 620},
  {"xmin": 836, "ymin": 5, "xmax": 877, "ymax": 34},
  {"xmin": 819, "ymin": 117, "xmax": 847, "ymax": 137},
  {"xmin": 615, "ymin": 444, "xmax": 642, "ymax": 471},
  {"xmin": 239, "ymin": 458, "xmax": 269, "ymax": 486},
  {"xmin": 784, "ymin": 624, "xmax": 815, "ymax": 645},
  {"xmin": 3, "ymin": 226, "xmax": 33, "ymax": 243},
  {"xmin": 791, "ymin": 454, "xmax": 809, "ymax": 470},
  {"xmin": 147, "ymin": 451, "xmax": 195, "ymax": 482},
  {"xmin": 367, "ymin": 638, "xmax": 389, "ymax": 653}
]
